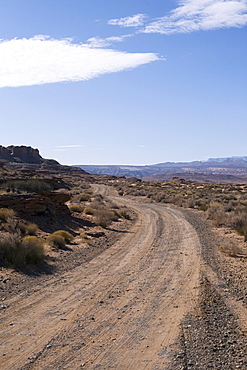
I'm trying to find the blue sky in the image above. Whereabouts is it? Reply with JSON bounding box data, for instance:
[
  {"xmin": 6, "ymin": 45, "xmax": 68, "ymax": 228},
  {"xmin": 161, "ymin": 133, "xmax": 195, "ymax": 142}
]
[{"xmin": 0, "ymin": 0, "xmax": 247, "ymax": 165}]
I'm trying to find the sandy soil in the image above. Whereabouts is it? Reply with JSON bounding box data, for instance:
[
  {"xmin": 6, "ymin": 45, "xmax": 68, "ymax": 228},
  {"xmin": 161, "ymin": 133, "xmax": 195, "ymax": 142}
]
[{"xmin": 0, "ymin": 185, "xmax": 246, "ymax": 369}]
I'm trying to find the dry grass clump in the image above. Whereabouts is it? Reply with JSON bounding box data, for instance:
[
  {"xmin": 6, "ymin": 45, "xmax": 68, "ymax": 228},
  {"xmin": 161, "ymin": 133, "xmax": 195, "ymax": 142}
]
[
  {"xmin": 18, "ymin": 222, "xmax": 38, "ymax": 236},
  {"xmin": 52, "ymin": 230, "xmax": 74, "ymax": 243},
  {"xmin": 69, "ymin": 204, "xmax": 84, "ymax": 213},
  {"xmin": 0, "ymin": 208, "xmax": 15, "ymax": 222},
  {"xmin": 47, "ymin": 234, "xmax": 65, "ymax": 249},
  {"xmin": 22, "ymin": 236, "xmax": 45, "ymax": 263},
  {"xmin": 47, "ymin": 230, "xmax": 74, "ymax": 249},
  {"xmin": 84, "ymin": 207, "xmax": 95, "ymax": 215},
  {"xmin": 79, "ymin": 191, "xmax": 92, "ymax": 201},
  {"xmin": 70, "ymin": 189, "xmax": 92, "ymax": 203},
  {"xmin": 90, "ymin": 196, "xmax": 105, "ymax": 210},
  {"xmin": 94, "ymin": 209, "xmax": 119, "ymax": 228},
  {"xmin": 0, "ymin": 233, "xmax": 45, "ymax": 268},
  {"xmin": 206, "ymin": 206, "xmax": 227, "ymax": 227}
]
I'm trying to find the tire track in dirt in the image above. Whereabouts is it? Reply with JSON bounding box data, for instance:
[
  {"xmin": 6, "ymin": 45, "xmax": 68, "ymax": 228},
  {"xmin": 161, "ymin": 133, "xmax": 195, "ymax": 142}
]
[
  {"xmin": 0, "ymin": 186, "xmax": 201, "ymax": 370},
  {"xmin": 170, "ymin": 209, "xmax": 247, "ymax": 369}
]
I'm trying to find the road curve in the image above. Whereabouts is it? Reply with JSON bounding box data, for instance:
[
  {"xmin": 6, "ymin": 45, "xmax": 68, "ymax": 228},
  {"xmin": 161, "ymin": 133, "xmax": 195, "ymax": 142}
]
[{"xmin": 0, "ymin": 186, "xmax": 201, "ymax": 369}]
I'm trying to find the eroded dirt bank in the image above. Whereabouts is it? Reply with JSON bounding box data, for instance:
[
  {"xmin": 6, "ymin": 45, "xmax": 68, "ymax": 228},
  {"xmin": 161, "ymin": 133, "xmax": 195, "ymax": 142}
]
[{"xmin": 0, "ymin": 186, "xmax": 246, "ymax": 369}]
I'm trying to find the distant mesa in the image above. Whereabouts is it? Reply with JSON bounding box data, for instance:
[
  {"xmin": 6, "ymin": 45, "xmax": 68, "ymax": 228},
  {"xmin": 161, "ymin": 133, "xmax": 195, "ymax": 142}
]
[
  {"xmin": 76, "ymin": 156, "xmax": 247, "ymax": 183},
  {"xmin": 0, "ymin": 145, "xmax": 87, "ymax": 174}
]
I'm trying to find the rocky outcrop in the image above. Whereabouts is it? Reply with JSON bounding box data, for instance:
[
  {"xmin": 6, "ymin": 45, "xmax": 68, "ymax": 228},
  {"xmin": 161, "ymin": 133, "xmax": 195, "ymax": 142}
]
[
  {"xmin": 0, "ymin": 145, "xmax": 45, "ymax": 164},
  {"xmin": 0, "ymin": 145, "xmax": 87, "ymax": 174},
  {"xmin": 0, "ymin": 192, "xmax": 71, "ymax": 216}
]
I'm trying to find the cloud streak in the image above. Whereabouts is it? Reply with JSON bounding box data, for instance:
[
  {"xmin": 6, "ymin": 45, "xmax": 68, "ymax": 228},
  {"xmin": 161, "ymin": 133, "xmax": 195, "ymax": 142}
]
[
  {"xmin": 86, "ymin": 34, "xmax": 132, "ymax": 48},
  {"xmin": 108, "ymin": 14, "xmax": 147, "ymax": 27},
  {"xmin": 0, "ymin": 35, "xmax": 159, "ymax": 88},
  {"xmin": 109, "ymin": 1, "xmax": 247, "ymax": 34},
  {"xmin": 143, "ymin": 0, "xmax": 247, "ymax": 34}
]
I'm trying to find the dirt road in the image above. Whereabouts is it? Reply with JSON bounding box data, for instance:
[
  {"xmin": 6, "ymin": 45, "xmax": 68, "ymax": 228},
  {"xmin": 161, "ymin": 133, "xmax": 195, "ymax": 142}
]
[{"xmin": 0, "ymin": 186, "xmax": 246, "ymax": 369}]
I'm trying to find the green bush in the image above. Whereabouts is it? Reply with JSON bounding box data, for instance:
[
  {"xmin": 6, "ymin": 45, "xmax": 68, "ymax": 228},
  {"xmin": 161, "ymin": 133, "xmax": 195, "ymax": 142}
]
[
  {"xmin": 0, "ymin": 208, "xmax": 15, "ymax": 222},
  {"xmin": 0, "ymin": 233, "xmax": 45, "ymax": 268}
]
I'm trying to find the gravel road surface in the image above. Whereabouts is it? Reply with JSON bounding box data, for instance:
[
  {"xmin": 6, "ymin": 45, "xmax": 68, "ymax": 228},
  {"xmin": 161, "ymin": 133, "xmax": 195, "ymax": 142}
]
[{"xmin": 0, "ymin": 185, "xmax": 246, "ymax": 369}]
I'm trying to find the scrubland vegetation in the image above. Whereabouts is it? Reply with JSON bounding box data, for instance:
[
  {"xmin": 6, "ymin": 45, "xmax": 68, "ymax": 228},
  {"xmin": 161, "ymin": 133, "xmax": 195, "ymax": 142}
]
[
  {"xmin": 69, "ymin": 188, "xmax": 131, "ymax": 229},
  {"xmin": 0, "ymin": 233, "xmax": 45, "ymax": 268},
  {"xmin": 0, "ymin": 175, "xmax": 132, "ymax": 271},
  {"xmin": 1, "ymin": 169, "xmax": 246, "ymax": 271},
  {"xmin": 112, "ymin": 178, "xmax": 247, "ymax": 240},
  {"xmin": 0, "ymin": 178, "xmax": 53, "ymax": 194}
]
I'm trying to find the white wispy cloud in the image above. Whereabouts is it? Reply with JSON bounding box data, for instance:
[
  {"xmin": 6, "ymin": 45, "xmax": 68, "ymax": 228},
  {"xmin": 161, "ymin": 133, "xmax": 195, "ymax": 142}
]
[
  {"xmin": 108, "ymin": 13, "xmax": 147, "ymax": 27},
  {"xmin": 142, "ymin": 0, "xmax": 247, "ymax": 34},
  {"xmin": 86, "ymin": 34, "xmax": 132, "ymax": 48},
  {"xmin": 0, "ymin": 35, "xmax": 159, "ymax": 88}
]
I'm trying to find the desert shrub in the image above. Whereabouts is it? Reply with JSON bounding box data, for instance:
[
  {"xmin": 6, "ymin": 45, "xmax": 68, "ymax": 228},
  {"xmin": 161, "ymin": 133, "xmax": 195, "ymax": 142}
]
[
  {"xmin": 209, "ymin": 201, "xmax": 222, "ymax": 208},
  {"xmin": 17, "ymin": 222, "xmax": 38, "ymax": 236},
  {"xmin": 0, "ymin": 233, "xmax": 45, "ymax": 268},
  {"xmin": 52, "ymin": 230, "xmax": 74, "ymax": 243},
  {"xmin": 227, "ymin": 212, "xmax": 247, "ymax": 241},
  {"xmin": 1, "ymin": 179, "xmax": 53, "ymax": 194},
  {"xmin": 184, "ymin": 197, "xmax": 196, "ymax": 208},
  {"xmin": 94, "ymin": 210, "xmax": 118, "ymax": 228},
  {"xmin": 69, "ymin": 204, "xmax": 84, "ymax": 213},
  {"xmin": 120, "ymin": 210, "xmax": 131, "ymax": 220},
  {"xmin": 79, "ymin": 192, "xmax": 92, "ymax": 201},
  {"xmin": 47, "ymin": 234, "xmax": 66, "ymax": 249},
  {"xmin": 236, "ymin": 225, "xmax": 247, "ymax": 242},
  {"xmin": 47, "ymin": 230, "xmax": 73, "ymax": 249},
  {"xmin": 228, "ymin": 212, "xmax": 247, "ymax": 230},
  {"xmin": 18, "ymin": 222, "xmax": 28, "ymax": 235},
  {"xmin": 90, "ymin": 198, "xmax": 104, "ymax": 209},
  {"xmin": 0, "ymin": 208, "xmax": 15, "ymax": 222},
  {"xmin": 26, "ymin": 223, "xmax": 38, "ymax": 235},
  {"xmin": 84, "ymin": 207, "xmax": 95, "ymax": 215},
  {"xmin": 198, "ymin": 204, "xmax": 208, "ymax": 211},
  {"xmin": 170, "ymin": 195, "xmax": 184, "ymax": 207},
  {"xmin": 206, "ymin": 206, "xmax": 226, "ymax": 227},
  {"xmin": 104, "ymin": 199, "xmax": 119, "ymax": 209},
  {"xmin": 21, "ymin": 236, "xmax": 45, "ymax": 263}
]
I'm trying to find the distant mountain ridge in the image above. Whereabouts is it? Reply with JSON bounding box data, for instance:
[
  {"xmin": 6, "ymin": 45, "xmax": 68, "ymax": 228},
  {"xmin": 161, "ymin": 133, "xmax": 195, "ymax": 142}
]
[{"xmin": 76, "ymin": 156, "xmax": 247, "ymax": 182}]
